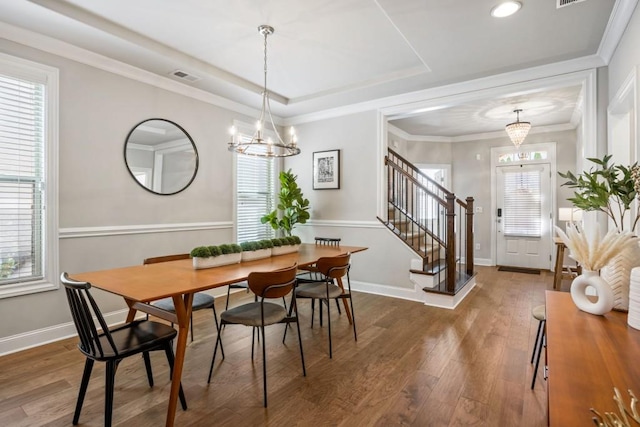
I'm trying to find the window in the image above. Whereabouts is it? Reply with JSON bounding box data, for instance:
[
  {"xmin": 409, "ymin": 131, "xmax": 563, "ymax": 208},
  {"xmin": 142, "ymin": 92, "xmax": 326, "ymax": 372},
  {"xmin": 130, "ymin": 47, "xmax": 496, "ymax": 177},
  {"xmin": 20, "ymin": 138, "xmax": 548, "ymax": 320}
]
[
  {"xmin": 0, "ymin": 53, "xmax": 58, "ymax": 298},
  {"xmin": 503, "ymin": 170, "xmax": 542, "ymax": 237},
  {"xmin": 235, "ymin": 128, "xmax": 277, "ymax": 243}
]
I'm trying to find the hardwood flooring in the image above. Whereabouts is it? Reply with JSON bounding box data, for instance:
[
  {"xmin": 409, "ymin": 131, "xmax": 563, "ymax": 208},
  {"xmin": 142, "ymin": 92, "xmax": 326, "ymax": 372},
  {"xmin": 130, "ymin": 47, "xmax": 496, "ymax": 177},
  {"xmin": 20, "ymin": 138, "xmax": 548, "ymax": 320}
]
[{"xmin": 0, "ymin": 266, "xmax": 554, "ymax": 426}]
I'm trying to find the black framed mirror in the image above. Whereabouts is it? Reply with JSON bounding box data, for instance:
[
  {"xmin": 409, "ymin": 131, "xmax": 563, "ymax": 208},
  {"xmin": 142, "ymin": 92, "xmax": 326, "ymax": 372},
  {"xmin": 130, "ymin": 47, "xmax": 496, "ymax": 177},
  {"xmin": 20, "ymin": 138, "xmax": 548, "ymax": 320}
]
[{"xmin": 124, "ymin": 118, "xmax": 199, "ymax": 195}]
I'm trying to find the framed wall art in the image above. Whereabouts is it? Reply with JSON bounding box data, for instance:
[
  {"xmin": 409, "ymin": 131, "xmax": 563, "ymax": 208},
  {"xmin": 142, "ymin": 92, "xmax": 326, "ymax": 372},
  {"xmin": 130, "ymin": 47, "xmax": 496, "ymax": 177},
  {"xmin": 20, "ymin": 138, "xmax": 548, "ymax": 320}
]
[{"xmin": 313, "ymin": 149, "xmax": 340, "ymax": 190}]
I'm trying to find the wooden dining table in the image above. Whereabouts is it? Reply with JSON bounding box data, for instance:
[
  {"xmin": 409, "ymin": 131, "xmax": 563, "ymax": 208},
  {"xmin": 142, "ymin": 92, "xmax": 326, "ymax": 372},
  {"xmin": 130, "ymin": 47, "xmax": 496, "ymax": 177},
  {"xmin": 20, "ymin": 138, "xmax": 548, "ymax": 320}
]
[{"xmin": 70, "ymin": 243, "xmax": 367, "ymax": 427}]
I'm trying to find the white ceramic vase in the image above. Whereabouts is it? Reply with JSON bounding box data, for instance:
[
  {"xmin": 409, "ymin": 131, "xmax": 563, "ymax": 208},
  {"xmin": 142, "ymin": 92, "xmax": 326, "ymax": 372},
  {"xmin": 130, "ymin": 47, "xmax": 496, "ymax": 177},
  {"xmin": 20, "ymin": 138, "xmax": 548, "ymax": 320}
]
[
  {"xmin": 192, "ymin": 253, "xmax": 241, "ymax": 269},
  {"xmin": 627, "ymin": 267, "xmax": 640, "ymax": 330},
  {"xmin": 600, "ymin": 240, "xmax": 640, "ymax": 311},
  {"xmin": 570, "ymin": 270, "xmax": 614, "ymax": 316}
]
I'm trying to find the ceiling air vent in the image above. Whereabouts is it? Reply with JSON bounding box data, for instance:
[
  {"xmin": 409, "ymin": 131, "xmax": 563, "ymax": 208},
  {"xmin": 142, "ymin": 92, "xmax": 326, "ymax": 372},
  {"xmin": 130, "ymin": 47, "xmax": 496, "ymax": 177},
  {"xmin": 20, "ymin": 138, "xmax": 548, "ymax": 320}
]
[
  {"xmin": 170, "ymin": 70, "xmax": 201, "ymax": 83},
  {"xmin": 557, "ymin": 0, "xmax": 586, "ymax": 8}
]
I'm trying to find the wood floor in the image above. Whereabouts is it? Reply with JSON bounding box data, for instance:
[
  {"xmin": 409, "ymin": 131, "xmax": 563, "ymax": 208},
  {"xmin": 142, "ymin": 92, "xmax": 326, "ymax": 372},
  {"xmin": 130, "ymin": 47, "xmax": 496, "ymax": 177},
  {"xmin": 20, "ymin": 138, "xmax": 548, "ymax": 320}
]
[{"xmin": 0, "ymin": 266, "xmax": 554, "ymax": 426}]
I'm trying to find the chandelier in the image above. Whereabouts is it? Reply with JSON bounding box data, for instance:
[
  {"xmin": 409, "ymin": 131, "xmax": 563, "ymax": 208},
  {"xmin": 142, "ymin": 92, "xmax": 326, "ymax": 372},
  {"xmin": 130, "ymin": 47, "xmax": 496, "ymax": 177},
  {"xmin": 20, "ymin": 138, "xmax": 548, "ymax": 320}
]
[
  {"xmin": 505, "ymin": 109, "xmax": 531, "ymax": 148},
  {"xmin": 228, "ymin": 25, "xmax": 300, "ymax": 158}
]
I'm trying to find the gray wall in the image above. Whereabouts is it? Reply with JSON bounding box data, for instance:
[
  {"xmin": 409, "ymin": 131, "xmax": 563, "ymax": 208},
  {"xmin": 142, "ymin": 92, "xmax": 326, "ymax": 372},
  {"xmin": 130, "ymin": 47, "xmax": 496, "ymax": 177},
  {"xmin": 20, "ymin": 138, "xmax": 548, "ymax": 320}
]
[
  {"xmin": 443, "ymin": 130, "xmax": 577, "ymax": 261},
  {"xmin": 0, "ymin": 39, "xmax": 255, "ymax": 339}
]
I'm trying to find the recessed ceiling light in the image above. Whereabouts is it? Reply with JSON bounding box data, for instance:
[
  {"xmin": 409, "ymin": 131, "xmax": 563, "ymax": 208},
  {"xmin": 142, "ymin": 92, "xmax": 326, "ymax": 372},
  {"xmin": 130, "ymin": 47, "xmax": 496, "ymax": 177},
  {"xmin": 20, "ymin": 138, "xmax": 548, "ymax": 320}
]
[{"xmin": 491, "ymin": 1, "xmax": 522, "ymax": 18}]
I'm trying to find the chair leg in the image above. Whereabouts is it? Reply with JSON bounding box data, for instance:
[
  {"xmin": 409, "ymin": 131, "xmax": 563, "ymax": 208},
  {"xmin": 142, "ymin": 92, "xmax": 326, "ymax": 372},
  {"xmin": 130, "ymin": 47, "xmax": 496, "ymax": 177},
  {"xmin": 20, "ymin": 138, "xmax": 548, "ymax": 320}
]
[
  {"xmin": 531, "ymin": 320, "xmax": 543, "ymax": 363},
  {"xmin": 293, "ymin": 299, "xmax": 306, "ymax": 377},
  {"xmin": 207, "ymin": 320, "xmax": 225, "ymax": 384},
  {"xmin": 335, "ymin": 299, "xmax": 341, "ymax": 314},
  {"xmin": 142, "ymin": 351, "xmax": 154, "ymax": 387},
  {"xmin": 190, "ymin": 312, "xmax": 195, "ymax": 343},
  {"xmin": 105, "ymin": 360, "xmax": 117, "ymax": 427},
  {"xmin": 211, "ymin": 305, "xmax": 224, "ymax": 359},
  {"xmin": 531, "ymin": 320, "xmax": 546, "ymax": 389},
  {"xmin": 283, "ymin": 297, "xmax": 295, "ymax": 343},
  {"xmin": 225, "ymin": 286, "xmax": 232, "ymax": 310},
  {"xmin": 72, "ymin": 358, "xmax": 94, "ymax": 425},
  {"xmin": 310, "ymin": 299, "xmax": 315, "ymax": 328},
  {"xmin": 348, "ymin": 294, "xmax": 357, "ymax": 341},
  {"xmin": 163, "ymin": 343, "xmax": 188, "ymax": 410},
  {"xmin": 261, "ymin": 324, "xmax": 268, "ymax": 407},
  {"xmin": 327, "ymin": 298, "xmax": 333, "ymax": 358}
]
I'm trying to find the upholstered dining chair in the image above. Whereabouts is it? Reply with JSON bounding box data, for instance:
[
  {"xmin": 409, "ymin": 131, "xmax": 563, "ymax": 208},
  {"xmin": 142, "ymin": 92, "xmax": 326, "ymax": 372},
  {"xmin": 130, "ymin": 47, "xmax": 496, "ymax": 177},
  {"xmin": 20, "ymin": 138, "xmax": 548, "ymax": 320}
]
[
  {"xmin": 288, "ymin": 252, "xmax": 356, "ymax": 358},
  {"xmin": 298, "ymin": 237, "xmax": 342, "ymax": 314},
  {"xmin": 530, "ymin": 304, "xmax": 546, "ymax": 389},
  {"xmin": 143, "ymin": 254, "xmax": 221, "ymax": 345},
  {"xmin": 60, "ymin": 272, "xmax": 187, "ymax": 427},
  {"xmin": 207, "ymin": 264, "xmax": 305, "ymax": 407}
]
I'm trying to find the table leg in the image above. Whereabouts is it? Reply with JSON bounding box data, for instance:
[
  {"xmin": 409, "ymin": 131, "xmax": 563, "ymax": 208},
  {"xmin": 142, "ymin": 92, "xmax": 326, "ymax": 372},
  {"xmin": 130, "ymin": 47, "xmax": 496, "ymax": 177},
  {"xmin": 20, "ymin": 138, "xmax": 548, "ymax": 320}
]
[
  {"xmin": 336, "ymin": 277, "xmax": 353, "ymax": 324},
  {"xmin": 165, "ymin": 293, "xmax": 193, "ymax": 427}
]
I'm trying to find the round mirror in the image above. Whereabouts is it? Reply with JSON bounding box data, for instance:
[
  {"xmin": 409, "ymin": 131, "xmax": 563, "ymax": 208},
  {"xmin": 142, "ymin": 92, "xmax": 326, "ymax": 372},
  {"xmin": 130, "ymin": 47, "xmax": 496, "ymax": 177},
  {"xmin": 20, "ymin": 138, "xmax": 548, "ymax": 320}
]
[{"xmin": 124, "ymin": 118, "xmax": 199, "ymax": 195}]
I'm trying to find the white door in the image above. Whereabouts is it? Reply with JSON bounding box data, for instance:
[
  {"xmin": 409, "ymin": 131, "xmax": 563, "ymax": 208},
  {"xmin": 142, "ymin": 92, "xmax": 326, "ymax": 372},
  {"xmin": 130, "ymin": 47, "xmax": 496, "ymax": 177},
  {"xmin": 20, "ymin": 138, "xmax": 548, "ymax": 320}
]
[{"xmin": 496, "ymin": 164, "xmax": 552, "ymax": 269}]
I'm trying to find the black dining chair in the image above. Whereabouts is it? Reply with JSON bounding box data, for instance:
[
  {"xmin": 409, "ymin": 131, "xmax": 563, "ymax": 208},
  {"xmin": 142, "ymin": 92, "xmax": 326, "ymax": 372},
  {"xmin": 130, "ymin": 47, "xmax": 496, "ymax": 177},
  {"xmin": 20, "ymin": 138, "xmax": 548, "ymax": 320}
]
[
  {"xmin": 60, "ymin": 272, "xmax": 187, "ymax": 427},
  {"xmin": 207, "ymin": 264, "xmax": 305, "ymax": 407}
]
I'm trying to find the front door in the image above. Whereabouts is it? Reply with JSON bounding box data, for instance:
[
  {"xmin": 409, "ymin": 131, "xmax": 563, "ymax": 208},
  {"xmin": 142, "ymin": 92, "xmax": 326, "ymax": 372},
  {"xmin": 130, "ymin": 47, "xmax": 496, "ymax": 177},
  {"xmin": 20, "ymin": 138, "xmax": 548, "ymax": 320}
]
[{"xmin": 496, "ymin": 164, "xmax": 552, "ymax": 269}]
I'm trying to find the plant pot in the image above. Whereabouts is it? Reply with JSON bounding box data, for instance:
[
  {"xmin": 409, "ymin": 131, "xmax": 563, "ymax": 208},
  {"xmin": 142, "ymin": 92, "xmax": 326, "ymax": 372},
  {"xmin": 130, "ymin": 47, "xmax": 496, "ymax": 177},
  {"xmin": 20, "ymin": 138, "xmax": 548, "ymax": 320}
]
[
  {"xmin": 192, "ymin": 253, "xmax": 241, "ymax": 269},
  {"xmin": 241, "ymin": 248, "xmax": 272, "ymax": 262},
  {"xmin": 570, "ymin": 270, "xmax": 614, "ymax": 315},
  {"xmin": 271, "ymin": 244, "xmax": 300, "ymax": 256}
]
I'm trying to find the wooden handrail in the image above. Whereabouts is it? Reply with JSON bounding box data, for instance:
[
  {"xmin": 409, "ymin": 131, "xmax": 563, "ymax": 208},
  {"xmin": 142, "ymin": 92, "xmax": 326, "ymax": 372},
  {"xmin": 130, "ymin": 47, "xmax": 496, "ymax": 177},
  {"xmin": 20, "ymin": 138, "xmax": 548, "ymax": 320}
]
[{"xmin": 384, "ymin": 148, "xmax": 474, "ymax": 293}]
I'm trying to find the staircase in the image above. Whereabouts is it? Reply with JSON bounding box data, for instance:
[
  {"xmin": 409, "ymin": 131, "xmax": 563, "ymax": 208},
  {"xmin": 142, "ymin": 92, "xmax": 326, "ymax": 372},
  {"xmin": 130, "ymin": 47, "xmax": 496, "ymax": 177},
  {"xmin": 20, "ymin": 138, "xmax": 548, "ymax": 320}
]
[{"xmin": 378, "ymin": 149, "xmax": 475, "ymax": 297}]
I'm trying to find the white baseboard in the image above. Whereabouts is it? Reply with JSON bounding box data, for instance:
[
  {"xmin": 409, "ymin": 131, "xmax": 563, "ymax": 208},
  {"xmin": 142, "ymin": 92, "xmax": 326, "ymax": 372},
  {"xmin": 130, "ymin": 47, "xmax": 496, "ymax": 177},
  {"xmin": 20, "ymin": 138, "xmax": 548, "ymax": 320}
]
[
  {"xmin": 474, "ymin": 258, "xmax": 493, "ymax": 266},
  {"xmin": 350, "ymin": 280, "xmax": 424, "ymax": 303},
  {"xmin": 0, "ymin": 308, "xmax": 145, "ymax": 357}
]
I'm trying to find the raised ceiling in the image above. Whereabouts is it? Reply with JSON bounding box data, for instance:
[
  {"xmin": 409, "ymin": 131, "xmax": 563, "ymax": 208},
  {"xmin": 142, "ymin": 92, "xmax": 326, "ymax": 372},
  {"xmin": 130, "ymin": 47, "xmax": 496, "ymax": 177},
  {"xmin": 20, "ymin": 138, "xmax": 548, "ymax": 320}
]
[{"xmin": 0, "ymin": 0, "xmax": 632, "ymax": 136}]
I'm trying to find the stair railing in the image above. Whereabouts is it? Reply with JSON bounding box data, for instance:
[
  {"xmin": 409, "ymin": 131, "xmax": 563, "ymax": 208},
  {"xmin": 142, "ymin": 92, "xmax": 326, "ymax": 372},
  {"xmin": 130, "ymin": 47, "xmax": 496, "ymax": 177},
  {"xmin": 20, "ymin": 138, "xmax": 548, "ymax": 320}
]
[{"xmin": 382, "ymin": 148, "xmax": 474, "ymax": 293}]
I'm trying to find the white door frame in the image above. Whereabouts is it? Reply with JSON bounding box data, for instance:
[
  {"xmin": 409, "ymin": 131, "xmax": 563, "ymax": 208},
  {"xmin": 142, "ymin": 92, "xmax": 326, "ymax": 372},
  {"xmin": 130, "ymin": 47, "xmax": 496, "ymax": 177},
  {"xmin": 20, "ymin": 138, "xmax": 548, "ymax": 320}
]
[{"xmin": 490, "ymin": 142, "xmax": 557, "ymax": 269}]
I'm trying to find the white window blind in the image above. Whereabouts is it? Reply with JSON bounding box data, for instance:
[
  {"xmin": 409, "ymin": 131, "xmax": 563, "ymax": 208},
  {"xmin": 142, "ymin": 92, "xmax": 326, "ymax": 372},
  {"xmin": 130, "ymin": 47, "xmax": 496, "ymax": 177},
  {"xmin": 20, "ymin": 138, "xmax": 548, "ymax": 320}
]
[
  {"xmin": 503, "ymin": 169, "xmax": 541, "ymax": 237},
  {"xmin": 236, "ymin": 134, "xmax": 276, "ymax": 242},
  {"xmin": 0, "ymin": 73, "xmax": 45, "ymax": 285}
]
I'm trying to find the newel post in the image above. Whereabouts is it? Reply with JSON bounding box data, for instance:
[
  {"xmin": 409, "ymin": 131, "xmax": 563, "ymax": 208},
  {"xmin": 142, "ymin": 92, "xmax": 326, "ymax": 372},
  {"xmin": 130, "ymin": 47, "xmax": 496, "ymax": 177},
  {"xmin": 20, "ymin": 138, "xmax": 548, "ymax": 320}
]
[
  {"xmin": 466, "ymin": 197, "xmax": 474, "ymax": 276},
  {"xmin": 446, "ymin": 193, "xmax": 456, "ymax": 293}
]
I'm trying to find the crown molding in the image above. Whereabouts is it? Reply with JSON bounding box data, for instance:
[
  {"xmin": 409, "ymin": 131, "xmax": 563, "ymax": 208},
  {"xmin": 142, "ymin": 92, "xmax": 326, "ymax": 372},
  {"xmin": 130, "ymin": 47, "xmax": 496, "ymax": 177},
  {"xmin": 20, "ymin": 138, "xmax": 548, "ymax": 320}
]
[
  {"xmin": 388, "ymin": 120, "xmax": 576, "ymax": 143},
  {"xmin": 0, "ymin": 21, "xmax": 269, "ymax": 121},
  {"xmin": 285, "ymin": 55, "xmax": 605, "ymax": 126},
  {"xmin": 597, "ymin": 0, "xmax": 639, "ymax": 64}
]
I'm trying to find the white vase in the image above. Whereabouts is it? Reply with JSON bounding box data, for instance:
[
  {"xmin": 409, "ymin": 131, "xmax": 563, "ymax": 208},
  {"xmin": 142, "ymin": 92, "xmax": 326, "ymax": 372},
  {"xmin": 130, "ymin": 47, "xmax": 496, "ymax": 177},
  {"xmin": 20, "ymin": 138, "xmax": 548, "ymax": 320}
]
[
  {"xmin": 570, "ymin": 270, "xmax": 614, "ymax": 316},
  {"xmin": 192, "ymin": 253, "xmax": 241, "ymax": 269},
  {"xmin": 241, "ymin": 248, "xmax": 272, "ymax": 262},
  {"xmin": 600, "ymin": 240, "xmax": 640, "ymax": 311},
  {"xmin": 271, "ymin": 244, "xmax": 300, "ymax": 256},
  {"xmin": 628, "ymin": 267, "xmax": 640, "ymax": 330}
]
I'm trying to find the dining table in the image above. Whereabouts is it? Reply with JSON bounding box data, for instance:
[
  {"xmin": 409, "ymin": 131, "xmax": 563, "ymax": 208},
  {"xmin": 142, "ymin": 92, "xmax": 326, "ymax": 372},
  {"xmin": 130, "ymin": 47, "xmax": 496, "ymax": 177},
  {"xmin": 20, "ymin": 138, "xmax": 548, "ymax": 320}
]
[{"xmin": 70, "ymin": 243, "xmax": 367, "ymax": 427}]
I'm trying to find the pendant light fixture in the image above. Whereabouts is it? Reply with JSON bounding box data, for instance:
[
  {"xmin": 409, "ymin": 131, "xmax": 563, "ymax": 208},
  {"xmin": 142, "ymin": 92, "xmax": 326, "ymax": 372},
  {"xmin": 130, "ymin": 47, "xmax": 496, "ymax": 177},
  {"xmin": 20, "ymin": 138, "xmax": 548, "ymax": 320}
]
[
  {"xmin": 228, "ymin": 25, "xmax": 300, "ymax": 158},
  {"xmin": 505, "ymin": 109, "xmax": 531, "ymax": 148}
]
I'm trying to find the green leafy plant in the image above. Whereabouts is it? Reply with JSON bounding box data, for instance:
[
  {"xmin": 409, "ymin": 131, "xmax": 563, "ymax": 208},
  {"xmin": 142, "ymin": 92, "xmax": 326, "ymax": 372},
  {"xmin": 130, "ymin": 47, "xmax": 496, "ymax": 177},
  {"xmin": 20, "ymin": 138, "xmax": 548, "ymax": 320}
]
[
  {"xmin": 271, "ymin": 238, "xmax": 283, "ymax": 247},
  {"xmin": 240, "ymin": 241, "xmax": 258, "ymax": 251},
  {"xmin": 292, "ymin": 236, "xmax": 301, "ymax": 244},
  {"xmin": 260, "ymin": 239, "xmax": 274, "ymax": 249},
  {"xmin": 191, "ymin": 243, "xmax": 242, "ymax": 258},
  {"xmin": 559, "ymin": 155, "xmax": 640, "ymax": 232},
  {"xmin": 190, "ymin": 246, "xmax": 211, "ymax": 258},
  {"xmin": 0, "ymin": 258, "xmax": 16, "ymax": 279},
  {"xmin": 261, "ymin": 169, "xmax": 310, "ymax": 236}
]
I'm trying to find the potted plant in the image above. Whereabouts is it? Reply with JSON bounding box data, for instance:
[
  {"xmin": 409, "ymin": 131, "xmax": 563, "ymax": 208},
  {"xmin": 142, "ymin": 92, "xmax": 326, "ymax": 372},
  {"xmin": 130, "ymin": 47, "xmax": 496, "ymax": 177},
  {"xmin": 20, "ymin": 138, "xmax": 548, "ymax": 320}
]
[
  {"xmin": 559, "ymin": 155, "xmax": 640, "ymax": 311},
  {"xmin": 261, "ymin": 169, "xmax": 310, "ymax": 236},
  {"xmin": 240, "ymin": 240, "xmax": 272, "ymax": 262},
  {"xmin": 271, "ymin": 236, "xmax": 302, "ymax": 256},
  {"xmin": 190, "ymin": 243, "xmax": 242, "ymax": 269}
]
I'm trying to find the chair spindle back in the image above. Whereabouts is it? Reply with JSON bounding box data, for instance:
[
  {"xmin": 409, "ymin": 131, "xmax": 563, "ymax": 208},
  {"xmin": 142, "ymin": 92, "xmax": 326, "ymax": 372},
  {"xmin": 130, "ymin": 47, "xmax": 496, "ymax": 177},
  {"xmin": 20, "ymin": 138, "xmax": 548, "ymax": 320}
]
[{"xmin": 61, "ymin": 272, "xmax": 118, "ymax": 359}]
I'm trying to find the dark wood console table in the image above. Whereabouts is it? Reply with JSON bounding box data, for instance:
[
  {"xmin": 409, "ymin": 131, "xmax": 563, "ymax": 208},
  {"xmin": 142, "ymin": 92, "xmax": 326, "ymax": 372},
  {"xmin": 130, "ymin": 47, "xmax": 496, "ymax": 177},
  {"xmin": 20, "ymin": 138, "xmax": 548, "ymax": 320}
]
[{"xmin": 545, "ymin": 291, "xmax": 640, "ymax": 425}]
